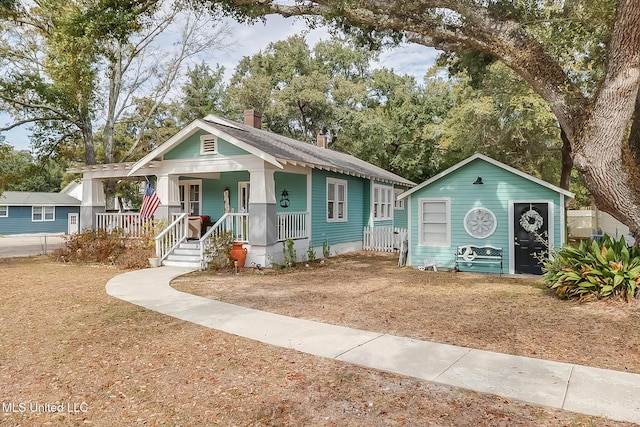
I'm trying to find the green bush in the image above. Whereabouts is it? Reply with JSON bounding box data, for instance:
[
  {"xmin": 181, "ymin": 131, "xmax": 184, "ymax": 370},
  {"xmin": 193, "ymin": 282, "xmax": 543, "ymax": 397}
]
[{"xmin": 542, "ymin": 235, "xmax": 640, "ymax": 302}]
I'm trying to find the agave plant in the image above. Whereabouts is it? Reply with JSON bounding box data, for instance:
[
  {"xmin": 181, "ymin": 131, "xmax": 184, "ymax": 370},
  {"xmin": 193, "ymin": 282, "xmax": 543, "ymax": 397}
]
[{"xmin": 542, "ymin": 235, "xmax": 640, "ymax": 302}]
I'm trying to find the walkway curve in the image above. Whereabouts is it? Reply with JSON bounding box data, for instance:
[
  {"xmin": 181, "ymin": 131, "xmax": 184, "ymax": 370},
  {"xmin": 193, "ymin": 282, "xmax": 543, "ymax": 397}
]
[{"xmin": 106, "ymin": 266, "xmax": 640, "ymax": 424}]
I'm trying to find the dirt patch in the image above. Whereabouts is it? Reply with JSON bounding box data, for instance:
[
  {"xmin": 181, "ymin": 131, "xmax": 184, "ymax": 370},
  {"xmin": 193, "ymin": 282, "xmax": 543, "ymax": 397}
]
[
  {"xmin": 173, "ymin": 251, "xmax": 640, "ymax": 375},
  {"xmin": 0, "ymin": 254, "xmax": 637, "ymax": 426}
]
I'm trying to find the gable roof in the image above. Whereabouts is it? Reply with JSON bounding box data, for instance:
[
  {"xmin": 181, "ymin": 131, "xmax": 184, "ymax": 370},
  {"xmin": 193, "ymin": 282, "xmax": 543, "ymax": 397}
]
[
  {"xmin": 0, "ymin": 191, "xmax": 82, "ymax": 206},
  {"xmin": 398, "ymin": 153, "xmax": 575, "ymax": 199},
  {"xmin": 129, "ymin": 115, "xmax": 415, "ymax": 187}
]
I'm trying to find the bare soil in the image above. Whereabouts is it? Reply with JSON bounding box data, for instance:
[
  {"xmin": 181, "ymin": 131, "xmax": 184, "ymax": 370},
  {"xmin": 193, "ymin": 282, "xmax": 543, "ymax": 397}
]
[{"xmin": 0, "ymin": 253, "xmax": 638, "ymax": 426}]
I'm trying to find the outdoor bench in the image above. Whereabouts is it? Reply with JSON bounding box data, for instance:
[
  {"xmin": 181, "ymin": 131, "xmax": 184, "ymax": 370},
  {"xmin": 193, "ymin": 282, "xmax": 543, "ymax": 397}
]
[{"xmin": 455, "ymin": 245, "xmax": 503, "ymax": 275}]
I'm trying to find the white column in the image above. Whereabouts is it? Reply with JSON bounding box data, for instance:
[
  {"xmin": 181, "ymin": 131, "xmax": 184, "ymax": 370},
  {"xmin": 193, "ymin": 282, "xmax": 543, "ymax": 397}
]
[
  {"xmin": 80, "ymin": 177, "xmax": 106, "ymax": 231},
  {"xmin": 246, "ymin": 167, "xmax": 278, "ymax": 266},
  {"xmin": 155, "ymin": 174, "xmax": 181, "ymax": 220}
]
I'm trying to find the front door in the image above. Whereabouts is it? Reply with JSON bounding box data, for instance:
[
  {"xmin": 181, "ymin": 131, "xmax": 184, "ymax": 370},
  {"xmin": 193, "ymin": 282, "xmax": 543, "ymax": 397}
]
[
  {"xmin": 67, "ymin": 213, "xmax": 79, "ymax": 234},
  {"xmin": 513, "ymin": 202, "xmax": 549, "ymax": 275},
  {"xmin": 179, "ymin": 181, "xmax": 201, "ymax": 215}
]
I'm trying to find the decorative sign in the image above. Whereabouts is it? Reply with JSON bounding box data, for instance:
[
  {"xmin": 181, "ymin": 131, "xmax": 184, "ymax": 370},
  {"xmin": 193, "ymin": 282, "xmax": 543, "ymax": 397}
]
[{"xmin": 464, "ymin": 207, "xmax": 497, "ymax": 239}]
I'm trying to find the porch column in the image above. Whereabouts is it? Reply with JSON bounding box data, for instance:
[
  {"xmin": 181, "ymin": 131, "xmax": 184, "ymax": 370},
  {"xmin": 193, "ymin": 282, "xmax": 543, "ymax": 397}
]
[
  {"xmin": 80, "ymin": 177, "xmax": 105, "ymax": 231},
  {"xmin": 155, "ymin": 174, "xmax": 181, "ymax": 220},
  {"xmin": 248, "ymin": 167, "xmax": 277, "ymax": 247}
]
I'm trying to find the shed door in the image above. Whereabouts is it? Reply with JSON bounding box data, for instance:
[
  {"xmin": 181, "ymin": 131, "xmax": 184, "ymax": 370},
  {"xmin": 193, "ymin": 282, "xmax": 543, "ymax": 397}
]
[
  {"xmin": 68, "ymin": 213, "xmax": 79, "ymax": 234},
  {"xmin": 513, "ymin": 203, "xmax": 548, "ymax": 275}
]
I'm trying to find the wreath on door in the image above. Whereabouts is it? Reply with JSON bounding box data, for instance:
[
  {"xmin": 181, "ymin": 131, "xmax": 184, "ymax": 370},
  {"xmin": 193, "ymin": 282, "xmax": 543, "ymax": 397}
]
[{"xmin": 519, "ymin": 208, "xmax": 544, "ymax": 233}]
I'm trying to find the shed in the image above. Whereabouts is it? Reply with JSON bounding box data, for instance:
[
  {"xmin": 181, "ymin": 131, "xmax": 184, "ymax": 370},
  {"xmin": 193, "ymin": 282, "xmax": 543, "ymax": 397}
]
[
  {"xmin": 398, "ymin": 154, "xmax": 575, "ymax": 275},
  {"xmin": 0, "ymin": 191, "xmax": 81, "ymax": 235}
]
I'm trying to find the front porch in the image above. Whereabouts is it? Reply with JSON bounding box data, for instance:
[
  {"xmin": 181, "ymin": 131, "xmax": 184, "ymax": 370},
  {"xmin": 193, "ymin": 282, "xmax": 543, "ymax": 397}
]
[{"xmin": 94, "ymin": 209, "xmax": 310, "ymax": 269}]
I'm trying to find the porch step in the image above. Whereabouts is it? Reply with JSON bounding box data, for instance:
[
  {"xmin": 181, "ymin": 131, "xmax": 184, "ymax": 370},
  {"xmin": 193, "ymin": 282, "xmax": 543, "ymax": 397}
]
[{"xmin": 162, "ymin": 241, "xmax": 202, "ymax": 269}]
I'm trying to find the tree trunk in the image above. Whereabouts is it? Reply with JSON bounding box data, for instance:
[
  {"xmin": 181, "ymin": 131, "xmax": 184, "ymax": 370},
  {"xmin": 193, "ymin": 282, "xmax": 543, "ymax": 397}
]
[
  {"xmin": 559, "ymin": 129, "xmax": 572, "ymax": 191},
  {"xmin": 572, "ymin": 0, "xmax": 640, "ymax": 240}
]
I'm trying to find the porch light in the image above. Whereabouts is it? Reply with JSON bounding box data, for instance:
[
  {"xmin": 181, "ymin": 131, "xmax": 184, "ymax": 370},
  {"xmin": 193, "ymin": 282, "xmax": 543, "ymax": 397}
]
[
  {"xmin": 280, "ymin": 189, "xmax": 290, "ymax": 208},
  {"xmin": 473, "ymin": 176, "xmax": 484, "ymax": 185}
]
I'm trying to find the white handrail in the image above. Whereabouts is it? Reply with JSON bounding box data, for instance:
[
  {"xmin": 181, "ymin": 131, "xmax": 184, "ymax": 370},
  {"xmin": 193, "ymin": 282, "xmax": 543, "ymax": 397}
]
[{"xmin": 155, "ymin": 213, "xmax": 189, "ymax": 261}]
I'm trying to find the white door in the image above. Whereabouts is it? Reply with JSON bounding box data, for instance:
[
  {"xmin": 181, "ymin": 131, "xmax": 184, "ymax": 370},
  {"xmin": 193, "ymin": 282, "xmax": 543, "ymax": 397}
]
[
  {"xmin": 178, "ymin": 180, "xmax": 202, "ymax": 215},
  {"xmin": 68, "ymin": 213, "xmax": 79, "ymax": 234}
]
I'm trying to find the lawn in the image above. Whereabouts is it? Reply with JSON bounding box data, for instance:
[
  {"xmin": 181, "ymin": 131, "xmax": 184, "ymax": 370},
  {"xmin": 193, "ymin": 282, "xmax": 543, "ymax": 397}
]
[{"xmin": 1, "ymin": 254, "xmax": 638, "ymax": 426}]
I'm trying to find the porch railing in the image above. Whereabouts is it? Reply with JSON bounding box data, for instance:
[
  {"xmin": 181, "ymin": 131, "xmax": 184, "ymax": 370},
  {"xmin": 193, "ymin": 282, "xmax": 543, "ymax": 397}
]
[
  {"xmin": 155, "ymin": 213, "xmax": 189, "ymax": 261},
  {"xmin": 200, "ymin": 213, "xmax": 249, "ymax": 269},
  {"xmin": 277, "ymin": 211, "xmax": 308, "ymax": 241},
  {"xmin": 95, "ymin": 212, "xmax": 151, "ymax": 238}
]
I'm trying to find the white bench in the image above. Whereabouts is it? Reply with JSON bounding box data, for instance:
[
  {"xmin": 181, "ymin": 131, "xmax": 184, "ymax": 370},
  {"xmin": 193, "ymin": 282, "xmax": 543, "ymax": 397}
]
[{"xmin": 455, "ymin": 245, "xmax": 503, "ymax": 274}]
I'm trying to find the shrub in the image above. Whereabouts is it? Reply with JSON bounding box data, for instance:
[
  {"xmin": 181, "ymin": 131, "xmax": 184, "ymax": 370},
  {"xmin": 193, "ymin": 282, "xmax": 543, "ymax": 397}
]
[
  {"xmin": 53, "ymin": 228, "xmax": 155, "ymax": 269},
  {"xmin": 542, "ymin": 235, "xmax": 640, "ymax": 302},
  {"xmin": 205, "ymin": 230, "xmax": 235, "ymax": 270}
]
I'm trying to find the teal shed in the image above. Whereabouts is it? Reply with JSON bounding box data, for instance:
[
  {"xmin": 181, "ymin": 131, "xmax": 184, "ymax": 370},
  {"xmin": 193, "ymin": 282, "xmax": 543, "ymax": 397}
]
[{"xmin": 398, "ymin": 154, "xmax": 575, "ymax": 275}]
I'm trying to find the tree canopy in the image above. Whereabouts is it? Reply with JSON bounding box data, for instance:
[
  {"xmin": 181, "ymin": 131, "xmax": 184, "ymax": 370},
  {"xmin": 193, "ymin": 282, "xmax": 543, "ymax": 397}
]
[{"xmin": 196, "ymin": 0, "xmax": 640, "ymax": 239}]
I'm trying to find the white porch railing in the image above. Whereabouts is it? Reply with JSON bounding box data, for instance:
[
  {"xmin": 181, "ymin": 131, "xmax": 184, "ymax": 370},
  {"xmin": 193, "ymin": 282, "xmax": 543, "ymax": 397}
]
[
  {"xmin": 363, "ymin": 226, "xmax": 407, "ymax": 252},
  {"xmin": 200, "ymin": 213, "xmax": 249, "ymax": 269},
  {"xmin": 155, "ymin": 213, "xmax": 189, "ymax": 261},
  {"xmin": 277, "ymin": 211, "xmax": 308, "ymax": 241},
  {"xmin": 95, "ymin": 212, "xmax": 152, "ymax": 238}
]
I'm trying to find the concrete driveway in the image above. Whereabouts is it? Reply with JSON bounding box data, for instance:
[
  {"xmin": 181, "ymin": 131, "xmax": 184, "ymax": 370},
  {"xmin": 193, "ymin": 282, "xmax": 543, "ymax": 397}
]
[{"xmin": 0, "ymin": 234, "xmax": 66, "ymax": 258}]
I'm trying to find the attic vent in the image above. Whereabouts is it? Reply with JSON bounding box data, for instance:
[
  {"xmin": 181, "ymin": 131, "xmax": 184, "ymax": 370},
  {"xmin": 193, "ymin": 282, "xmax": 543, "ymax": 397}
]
[{"xmin": 200, "ymin": 135, "xmax": 218, "ymax": 154}]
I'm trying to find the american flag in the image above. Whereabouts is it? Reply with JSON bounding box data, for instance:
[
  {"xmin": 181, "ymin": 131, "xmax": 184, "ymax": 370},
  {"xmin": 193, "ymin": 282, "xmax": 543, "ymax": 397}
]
[{"xmin": 140, "ymin": 183, "xmax": 161, "ymax": 219}]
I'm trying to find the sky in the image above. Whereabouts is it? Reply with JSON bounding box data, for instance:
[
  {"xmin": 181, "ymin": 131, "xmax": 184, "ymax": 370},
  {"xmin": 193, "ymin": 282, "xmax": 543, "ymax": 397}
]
[{"xmin": 0, "ymin": 15, "xmax": 440, "ymax": 152}]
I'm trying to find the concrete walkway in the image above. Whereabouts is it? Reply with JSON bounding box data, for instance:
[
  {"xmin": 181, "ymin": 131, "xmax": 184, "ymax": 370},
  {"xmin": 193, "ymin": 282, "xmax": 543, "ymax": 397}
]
[{"xmin": 106, "ymin": 266, "xmax": 640, "ymax": 424}]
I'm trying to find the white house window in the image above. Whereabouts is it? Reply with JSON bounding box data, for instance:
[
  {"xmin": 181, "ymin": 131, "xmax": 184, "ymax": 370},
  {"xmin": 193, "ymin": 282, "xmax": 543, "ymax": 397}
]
[
  {"xmin": 200, "ymin": 135, "xmax": 218, "ymax": 154},
  {"xmin": 0, "ymin": 206, "xmax": 7, "ymax": 217},
  {"xmin": 394, "ymin": 188, "xmax": 404, "ymax": 210},
  {"xmin": 32, "ymin": 206, "xmax": 55, "ymax": 222},
  {"xmin": 419, "ymin": 198, "xmax": 450, "ymax": 246},
  {"xmin": 373, "ymin": 184, "xmax": 393, "ymax": 220},
  {"xmin": 327, "ymin": 178, "xmax": 347, "ymax": 222}
]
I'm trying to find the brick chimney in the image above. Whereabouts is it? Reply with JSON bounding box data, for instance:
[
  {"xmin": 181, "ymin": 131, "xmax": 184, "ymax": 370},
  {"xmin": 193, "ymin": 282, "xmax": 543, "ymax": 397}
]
[
  {"xmin": 244, "ymin": 109, "xmax": 262, "ymax": 129},
  {"xmin": 317, "ymin": 132, "xmax": 328, "ymax": 149}
]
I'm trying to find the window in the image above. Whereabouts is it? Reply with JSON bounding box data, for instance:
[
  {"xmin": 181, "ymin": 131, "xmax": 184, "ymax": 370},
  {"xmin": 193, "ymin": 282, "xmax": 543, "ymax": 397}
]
[
  {"xmin": 32, "ymin": 206, "xmax": 55, "ymax": 222},
  {"xmin": 419, "ymin": 198, "xmax": 450, "ymax": 246},
  {"xmin": 200, "ymin": 135, "xmax": 218, "ymax": 154},
  {"xmin": 327, "ymin": 178, "xmax": 347, "ymax": 222},
  {"xmin": 0, "ymin": 206, "xmax": 7, "ymax": 217},
  {"xmin": 373, "ymin": 184, "xmax": 393, "ymax": 220},
  {"xmin": 394, "ymin": 189, "xmax": 404, "ymax": 210}
]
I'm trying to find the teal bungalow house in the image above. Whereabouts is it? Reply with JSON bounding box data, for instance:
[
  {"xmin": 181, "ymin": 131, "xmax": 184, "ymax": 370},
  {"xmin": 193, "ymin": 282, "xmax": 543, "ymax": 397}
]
[
  {"xmin": 0, "ymin": 191, "xmax": 81, "ymax": 235},
  {"xmin": 72, "ymin": 111, "xmax": 414, "ymax": 268},
  {"xmin": 398, "ymin": 154, "xmax": 574, "ymax": 275}
]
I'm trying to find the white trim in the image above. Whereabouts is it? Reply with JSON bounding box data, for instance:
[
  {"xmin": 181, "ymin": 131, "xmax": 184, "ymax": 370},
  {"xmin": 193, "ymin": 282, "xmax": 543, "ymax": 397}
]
[
  {"xmin": 418, "ymin": 198, "xmax": 451, "ymax": 247},
  {"xmin": 32, "ymin": 205, "xmax": 55, "ymax": 222},
  {"xmin": 128, "ymin": 119, "xmax": 283, "ymax": 176},
  {"xmin": 508, "ymin": 200, "xmax": 554, "ymax": 275},
  {"xmin": 398, "ymin": 153, "xmax": 575, "ymax": 200},
  {"xmin": 0, "ymin": 205, "xmax": 7, "ymax": 217},
  {"xmin": 326, "ymin": 177, "xmax": 348, "ymax": 223}
]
